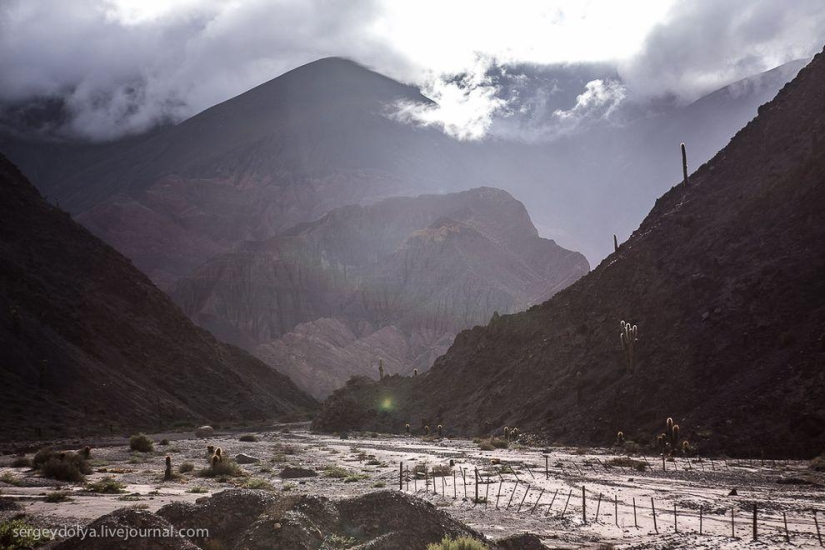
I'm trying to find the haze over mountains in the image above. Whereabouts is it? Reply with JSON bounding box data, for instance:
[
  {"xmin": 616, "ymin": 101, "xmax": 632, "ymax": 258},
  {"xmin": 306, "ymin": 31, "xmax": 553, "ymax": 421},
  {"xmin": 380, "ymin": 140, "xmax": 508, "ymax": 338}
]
[
  {"xmin": 0, "ymin": 154, "xmax": 316, "ymax": 439},
  {"xmin": 313, "ymin": 49, "xmax": 825, "ymax": 455},
  {"xmin": 171, "ymin": 187, "xmax": 587, "ymax": 398}
]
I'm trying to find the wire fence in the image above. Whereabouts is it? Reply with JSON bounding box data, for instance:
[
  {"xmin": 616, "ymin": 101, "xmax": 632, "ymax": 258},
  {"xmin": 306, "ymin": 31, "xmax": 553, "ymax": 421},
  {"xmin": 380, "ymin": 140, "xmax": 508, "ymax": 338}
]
[{"xmin": 395, "ymin": 456, "xmax": 825, "ymax": 546}]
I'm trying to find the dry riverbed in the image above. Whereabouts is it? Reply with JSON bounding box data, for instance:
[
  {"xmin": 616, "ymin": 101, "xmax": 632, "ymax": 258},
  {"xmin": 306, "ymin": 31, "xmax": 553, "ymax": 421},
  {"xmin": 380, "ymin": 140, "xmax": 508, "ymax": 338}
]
[{"xmin": 1, "ymin": 424, "xmax": 823, "ymax": 548}]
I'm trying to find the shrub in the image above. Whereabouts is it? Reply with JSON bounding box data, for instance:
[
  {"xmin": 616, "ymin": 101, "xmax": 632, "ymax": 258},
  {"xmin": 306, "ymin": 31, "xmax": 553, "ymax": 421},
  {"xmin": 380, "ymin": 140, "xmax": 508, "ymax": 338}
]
[
  {"xmin": 45, "ymin": 490, "xmax": 72, "ymax": 503},
  {"xmin": 810, "ymin": 454, "xmax": 825, "ymax": 472},
  {"xmin": 372, "ymin": 481, "xmax": 386, "ymax": 488},
  {"xmin": 243, "ymin": 478, "xmax": 273, "ymax": 490},
  {"xmin": 323, "ymin": 466, "xmax": 348, "ymax": 479},
  {"xmin": 187, "ymin": 486, "xmax": 208, "ymax": 494},
  {"xmin": 159, "ymin": 439, "xmax": 170, "ymax": 446},
  {"xmin": 426, "ymin": 536, "xmax": 488, "ymax": 550},
  {"xmin": 11, "ymin": 457, "xmax": 31, "ymax": 468},
  {"xmin": 0, "ymin": 519, "xmax": 50, "ymax": 548},
  {"xmin": 35, "ymin": 449, "xmax": 92, "ymax": 482},
  {"xmin": 129, "ymin": 433, "xmax": 154, "ymax": 453},
  {"xmin": 85, "ymin": 477, "xmax": 125, "ymax": 494},
  {"xmin": 179, "ymin": 462, "xmax": 195, "ymax": 474},
  {"xmin": 239, "ymin": 434, "xmax": 258, "ymax": 442},
  {"xmin": 198, "ymin": 459, "xmax": 243, "ymax": 478}
]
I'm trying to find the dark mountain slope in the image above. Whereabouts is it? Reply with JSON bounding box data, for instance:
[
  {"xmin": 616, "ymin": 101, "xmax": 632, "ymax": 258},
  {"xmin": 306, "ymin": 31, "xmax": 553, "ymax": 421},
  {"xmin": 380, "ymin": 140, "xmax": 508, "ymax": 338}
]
[
  {"xmin": 313, "ymin": 50, "xmax": 825, "ymax": 456},
  {"xmin": 0, "ymin": 155, "xmax": 316, "ymax": 440},
  {"xmin": 171, "ymin": 188, "xmax": 589, "ymax": 398}
]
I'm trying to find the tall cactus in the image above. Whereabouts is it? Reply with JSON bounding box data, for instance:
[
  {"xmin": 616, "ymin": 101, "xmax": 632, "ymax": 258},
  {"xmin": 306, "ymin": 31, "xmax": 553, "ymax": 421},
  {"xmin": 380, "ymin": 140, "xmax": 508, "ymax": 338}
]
[
  {"xmin": 378, "ymin": 358, "xmax": 384, "ymax": 381},
  {"xmin": 620, "ymin": 320, "xmax": 638, "ymax": 373},
  {"xmin": 613, "ymin": 234, "xmax": 618, "ymax": 253},
  {"xmin": 681, "ymin": 143, "xmax": 689, "ymax": 186}
]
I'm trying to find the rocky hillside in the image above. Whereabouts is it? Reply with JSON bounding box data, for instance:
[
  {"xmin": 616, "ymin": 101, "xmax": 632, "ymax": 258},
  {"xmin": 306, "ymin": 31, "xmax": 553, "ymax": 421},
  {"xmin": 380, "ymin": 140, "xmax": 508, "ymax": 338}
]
[
  {"xmin": 0, "ymin": 154, "xmax": 316, "ymax": 440},
  {"xmin": 313, "ymin": 50, "xmax": 825, "ymax": 456},
  {"xmin": 172, "ymin": 188, "xmax": 589, "ymax": 398}
]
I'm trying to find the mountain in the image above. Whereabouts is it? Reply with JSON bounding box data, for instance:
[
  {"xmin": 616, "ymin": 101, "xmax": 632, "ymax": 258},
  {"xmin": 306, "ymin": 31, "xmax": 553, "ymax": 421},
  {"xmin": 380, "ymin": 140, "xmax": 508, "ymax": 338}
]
[
  {"xmin": 171, "ymin": 187, "xmax": 589, "ymax": 398},
  {"xmin": 312, "ymin": 50, "xmax": 825, "ymax": 456},
  {"xmin": 0, "ymin": 154, "xmax": 316, "ymax": 440},
  {"xmin": 0, "ymin": 58, "xmax": 807, "ymax": 286},
  {"xmin": 1, "ymin": 58, "xmax": 477, "ymax": 289}
]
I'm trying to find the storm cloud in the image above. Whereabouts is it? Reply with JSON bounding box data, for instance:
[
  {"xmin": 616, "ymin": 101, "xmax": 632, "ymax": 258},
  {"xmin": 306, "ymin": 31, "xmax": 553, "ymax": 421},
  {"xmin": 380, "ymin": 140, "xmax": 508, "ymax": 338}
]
[{"xmin": 1, "ymin": 0, "xmax": 822, "ymax": 141}]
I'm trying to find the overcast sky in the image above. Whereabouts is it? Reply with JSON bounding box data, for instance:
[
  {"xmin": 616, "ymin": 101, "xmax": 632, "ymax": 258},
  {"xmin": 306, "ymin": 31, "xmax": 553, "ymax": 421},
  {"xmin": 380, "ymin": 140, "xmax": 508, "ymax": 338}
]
[{"xmin": 1, "ymin": 0, "xmax": 823, "ymax": 140}]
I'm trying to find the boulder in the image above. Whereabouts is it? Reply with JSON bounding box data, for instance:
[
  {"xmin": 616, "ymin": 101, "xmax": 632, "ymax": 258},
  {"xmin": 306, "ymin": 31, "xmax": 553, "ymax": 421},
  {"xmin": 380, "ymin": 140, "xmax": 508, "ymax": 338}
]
[{"xmin": 194, "ymin": 426, "xmax": 214, "ymax": 438}]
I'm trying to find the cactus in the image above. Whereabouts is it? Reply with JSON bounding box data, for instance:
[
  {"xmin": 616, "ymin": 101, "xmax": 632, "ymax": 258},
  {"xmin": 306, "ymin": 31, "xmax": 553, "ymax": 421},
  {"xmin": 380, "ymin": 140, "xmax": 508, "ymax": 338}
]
[
  {"xmin": 437, "ymin": 424, "xmax": 443, "ymax": 437},
  {"xmin": 671, "ymin": 424, "xmax": 680, "ymax": 446},
  {"xmin": 657, "ymin": 433, "xmax": 666, "ymax": 448},
  {"xmin": 424, "ymin": 425, "xmax": 430, "ymax": 436},
  {"xmin": 503, "ymin": 427, "xmax": 510, "ymax": 441},
  {"xmin": 681, "ymin": 143, "xmax": 689, "ymax": 186},
  {"xmin": 164, "ymin": 456, "xmax": 173, "ymax": 480},
  {"xmin": 81, "ymin": 446, "xmax": 91, "ymax": 459},
  {"xmin": 207, "ymin": 445, "xmax": 215, "ymax": 459},
  {"xmin": 617, "ymin": 431, "xmax": 625, "ymax": 445},
  {"xmin": 666, "ymin": 417, "xmax": 673, "ymax": 440},
  {"xmin": 211, "ymin": 455, "xmax": 220, "ymax": 468},
  {"xmin": 682, "ymin": 440, "xmax": 690, "ymax": 453},
  {"xmin": 613, "ymin": 234, "xmax": 618, "ymax": 252},
  {"xmin": 405, "ymin": 423, "xmax": 410, "ymax": 435},
  {"xmin": 378, "ymin": 359, "xmax": 384, "ymax": 381},
  {"xmin": 413, "ymin": 368, "xmax": 418, "ymax": 377},
  {"xmin": 620, "ymin": 321, "xmax": 638, "ymax": 373},
  {"xmin": 215, "ymin": 447, "xmax": 223, "ymax": 461},
  {"xmin": 512, "ymin": 428, "xmax": 519, "ymax": 441}
]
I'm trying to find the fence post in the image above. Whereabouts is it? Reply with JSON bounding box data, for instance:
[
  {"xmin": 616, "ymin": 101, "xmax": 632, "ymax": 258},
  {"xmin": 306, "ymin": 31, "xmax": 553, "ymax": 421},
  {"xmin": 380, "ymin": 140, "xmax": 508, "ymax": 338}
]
[
  {"xmin": 731, "ymin": 508, "xmax": 735, "ymax": 538},
  {"xmin": 674, "ymin": 503, "xmax": 678, "ymax": 533},
  {"xmin": 783, "ymin": 512, "xmax": 790, "ymax": 542},
  {"xmin": 662, "ymin": 454, "xmax": 666, "ymax": 471},
  {"xmin": 633, "ymin": 497, "xmax": 638, "ymax": 528},
  {"xmin": 700, "ymin": 506, "xmax": 703, "ymax": 535},
  {"xmin": 814, "ymin": 510, "xmax": 822, "ymax": 546},
  {"xmin": 461, "ymin": 468, "xmax": 466, "ymax": 499},
  {"xmin": 531, "ymin": 489, "xmax": 544, "ymax": 514},
  {"xmin": 399, "ymin": 462, "xmax": 403, "ymax": 490},
  {"xmin": 595, "ymin": 493, "xmax": 602, "ymax": 523},
  {"xmin": 474, "ymin": 468, "xmax": 478, "ymax": 502},
  {"xmin": 752, "ymin": 503, "xmax": 757, "ymax": 540},
  {"xmin": 518, "ymin": 486, "xmax": 530, "ymax": 512},
  {"xmin": 506, "ymin": 480, "xmax": 519, "ymax": 509},
  {"xmin": 545, "ymin": 456, "xmax": 549, "ymax": 479},
  {"xmin": 651, "ymin": 498, "xmax": 658, "ymax": 534},
  {"xmin": 546, "ymin": 488, "xmax": 558, "ymax": 517},
  {"xmin": 615, "ymin": 495, "xmax": 618, "ymax": 526},
  {"xmin": 484, "ymin": 474, "xmax": 489, "ymax": 507},
  {"xmin": 453, "ymin": 470, "xmax": 456, "ymax": 499},
  {"xmin": 582, "ymin": 486, "xmax": 587, "ymax": 524},
  {"xmin": 561, "ymin": 489, "xmax": 572, "ymax": 518}
]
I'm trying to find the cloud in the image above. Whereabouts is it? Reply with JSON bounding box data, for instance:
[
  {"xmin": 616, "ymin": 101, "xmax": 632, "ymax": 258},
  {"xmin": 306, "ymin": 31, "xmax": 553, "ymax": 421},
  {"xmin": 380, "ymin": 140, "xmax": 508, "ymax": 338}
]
[
  {"xmin": 618, "ymin": 0, "xmax": 825, "ymax": 102},
  {"xmin": 0, "ymin": 0, "xmax": 822, "ymax": 141}
]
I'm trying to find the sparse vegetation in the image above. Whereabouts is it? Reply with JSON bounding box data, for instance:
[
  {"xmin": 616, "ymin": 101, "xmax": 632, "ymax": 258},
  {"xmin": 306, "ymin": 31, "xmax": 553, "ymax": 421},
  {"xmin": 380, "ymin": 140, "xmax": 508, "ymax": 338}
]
[
  {"xmin": 199, "ymin": 458, "xmax": 243, "ymax": 478},
  {"xmin": 179, "ymin": 462, "xmax": 195, "ymax": 474},
  {"xmin": 85, "ymin": 477, "xmax": 125, "ymax": 494},
  {"xmin": 242, "ymin": 478, "xmax": 273, "ymax": 490},
  {"xmin": 323, "ymin": 466, "xmax": 348, "ymax": 479},
  {"xmin": 282, "ymin": 482, "xmax": 296, "ymax": 492},
  {"xmin": 187, "ymin": 486, "xmax": 208, "ymax": 494},
  {"xmin": 344, "ymin": 473, "xmax": 369, "ymax": 483},
  {"xmin": 372, "ymin": 481, "xmax": 386, "ymax": 488},
  {"xmin": 427, "ymin": 536, "xmax": 487, "ymax": 550},
  {"xmin": 45, "ymin": 490, "xmax": 72, "ymax": 503},
  {"xmin": 10, "ymin": 457, "xmax": 31, "ymax": 468},
  {"xmin": 159, "ymin": 438, "xmax": 170, "ymax": 446},
  {"xmin": 478, "ymin": 437, "xmax": 507, "ymax": 451},
  {"xmin": 810, "ymin": 454, "xmax": 825, "ymax": 471},
  {"xmin": 129, "ymin": 433, "xmax": 154, "ymax": 453},
  {"xmin": 323, "ymin": 533, "xmax": 357, "ymax": 549}
]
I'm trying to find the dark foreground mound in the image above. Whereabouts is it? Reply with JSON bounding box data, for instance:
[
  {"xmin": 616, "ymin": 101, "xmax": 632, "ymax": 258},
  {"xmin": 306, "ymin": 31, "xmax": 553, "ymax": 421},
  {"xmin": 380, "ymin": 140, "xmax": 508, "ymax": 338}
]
[
  {"xmin": 313, "ymin": 48, "xmax": 825, "ymax": 456},
  {"xmin": 0, "ymin": 154, "xmax": 316, "ymax": 439},
  {"xmin": 55, "ymin": 489, "xmax": 530, "ymax": 549}
]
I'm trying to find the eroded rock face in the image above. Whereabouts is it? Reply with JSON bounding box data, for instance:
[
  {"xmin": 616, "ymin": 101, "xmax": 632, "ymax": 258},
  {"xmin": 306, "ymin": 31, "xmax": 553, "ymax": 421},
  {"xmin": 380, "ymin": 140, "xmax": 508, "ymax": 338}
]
[
  {"xmin": 172, "ymin": 187, "xmax": 589, "ymax": 398},
  {"xmin": 55, "ymin": 489, "xmax": 509, "ymax": 550}
]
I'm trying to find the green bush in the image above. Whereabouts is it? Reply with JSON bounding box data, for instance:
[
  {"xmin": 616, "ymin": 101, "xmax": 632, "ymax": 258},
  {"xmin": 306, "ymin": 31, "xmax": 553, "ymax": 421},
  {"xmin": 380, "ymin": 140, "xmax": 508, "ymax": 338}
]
[
  {"xmin": 0, "ymin": 519, "xmax": 50, "ymax": 548},
  {"xmin": 45, "ymin": 490, "xmax": 72, "ymax": 503},
  {"xmin": 426, "ymin": 536, "xmax": 488, "ymax": 550},
  {"xmin": 129, "ymin": 433, "xmax": 154, "ymax": 453}
]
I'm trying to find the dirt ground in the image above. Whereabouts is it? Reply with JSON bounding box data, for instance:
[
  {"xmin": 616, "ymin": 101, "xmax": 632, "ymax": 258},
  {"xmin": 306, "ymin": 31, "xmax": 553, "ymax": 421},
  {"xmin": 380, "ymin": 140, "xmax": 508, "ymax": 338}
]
[{"xmin": 1, "ymin": 424, "xmax": 823, "ymax": 549}]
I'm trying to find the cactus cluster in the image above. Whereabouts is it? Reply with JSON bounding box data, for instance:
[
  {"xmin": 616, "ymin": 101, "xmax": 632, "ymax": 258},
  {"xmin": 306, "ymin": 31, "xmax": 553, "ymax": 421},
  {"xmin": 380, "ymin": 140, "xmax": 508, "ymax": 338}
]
[
  {"xmin": 659, "ymin": 417, "xmax": 685, "ymax": 454},
  {"xmin": 620, "ymin": 321, "xmax": 638, "ymax": 373},
  {"xmin": 503, "ymin": 427, "xmax": 510, "ymax": 441},
  {"xmin": 208, "ymin": 446, "xmax": 223, "ymax": 467}
]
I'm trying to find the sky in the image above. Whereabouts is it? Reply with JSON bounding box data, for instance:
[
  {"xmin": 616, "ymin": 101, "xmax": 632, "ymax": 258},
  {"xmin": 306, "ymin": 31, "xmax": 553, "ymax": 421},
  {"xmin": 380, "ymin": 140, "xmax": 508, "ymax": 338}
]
[{"xmin": 1, "ymin": 0, "xmax": 823, "ymax": 140}]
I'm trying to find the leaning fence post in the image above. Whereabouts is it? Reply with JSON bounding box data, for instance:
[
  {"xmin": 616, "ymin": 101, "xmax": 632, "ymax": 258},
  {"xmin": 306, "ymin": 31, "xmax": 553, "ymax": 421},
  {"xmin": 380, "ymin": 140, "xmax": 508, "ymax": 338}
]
[
  {"xmin": 814, "ymin": 510, "xmax": 822, "ymax": 546},
  {"xmin": 530, "ymin": 489, "xmax": 544, "ymax": 514},
  {"xmin": 517, "ymin": 485, "xmax": 530, "ymax": 513},
  {"xmin": 561, "ymin": 489, "xmax": 572, "ymax": 518},
  {"xmin": 595, "ymin": 493, "xmax": 602, "ymax": 523},
  {"xmin": 506, "ymin": 480, "xmax": 519, "ymax": 509},
  {"xmin": 546, "ymin": 488, "xmax": 559, "ymax": 517},
  {"xmin": 633, "ymin": 497, "xmax": 638, "ymax": 528},
  {"xmin": 783, "ymin": 512, "xmax": 790, "ymax": 542},
  {"xmin": 651, "ymin": 498, "xmax": 658, "ymax": 534},
  {"xmin": 474, "ymin": 468, "xmax": 478, "ymax": 502}
]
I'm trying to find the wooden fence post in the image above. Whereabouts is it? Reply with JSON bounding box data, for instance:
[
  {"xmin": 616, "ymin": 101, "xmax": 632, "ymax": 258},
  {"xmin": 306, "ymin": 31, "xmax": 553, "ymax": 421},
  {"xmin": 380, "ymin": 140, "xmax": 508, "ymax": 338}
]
[
  {"xmin": 582, "ymin": 487, "xmax": 587, "ymax": 524},
  {"xmin": 783, "ymin": 512, "xmax": 790, "ymax": 542},
  {"xmin": 699, "ymin": 506, "xmax": 703, "ymax": 535},
  {"xmin": 731, "ymin": 508, "xmax": 735, "ymax": 538},
  {"xmin": 814, "ymin": 510, "xmax": 822, "ymax": 546},
  {"xmin": 518, "ymin": 486, "xmax": 530, "ymax": 513},
  {"xmin": 399, "ymin": 462, "xmax": 403, "ymax": 490},
  {"xmin": 561, "ymin": 489, "xmax": 572, "ymax": 518},
  {"xmin": 651, "ymin": 498, "xmax": 658, "ymax": 534},
  {"xmin": 506, "ymin": 480, "xmax": 519, "ymax": 509},
  {"xmin": 615, "ymin": 495, "xmax": 618, "ymax": 526},
  {"xmin": 595, "ymin": 493, "xmax": 602, "ymax": 523},
  {"xmin": 545, "ymin": 488, "xmax": 558, "ymax": 517},
  {"xmin": 530, "ymin": 489, "xmax": 544, "ymax": 514},
  {"xmin": 674, "ymin": 503, "xmax": 678, "ymax": 533},
  {"xmin": 633, "ymin": 497, "xmax": 638, "ymax": 528},
  {"xmin": 752, "ymin": 503, "xmax": 757, "ymax": 540}
]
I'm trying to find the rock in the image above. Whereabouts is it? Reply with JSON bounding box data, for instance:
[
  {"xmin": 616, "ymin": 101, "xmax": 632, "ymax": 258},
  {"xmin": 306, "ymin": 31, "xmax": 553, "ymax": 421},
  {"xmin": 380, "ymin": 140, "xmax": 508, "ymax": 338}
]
[
  {"xmin": 728, "ymin": 488, "xmax": 738, "ymax": 496},
  {"xmin": 235, "ymin": 453, "xmax": 260, "ymax": 464},
  {"xmin": 496, "ymin": 533, "xmax": 546, "ymax": 549},
  {"xmin": 54, "ymin": 509, "xmax": 198, "ymax": 549},
  {"xmin": 279, "ymin": 466, "xmax": 318, "ymax": 478},
  {"xmin": 194, "ymin": 426, "xmax": 214, "ymax": 438}
]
